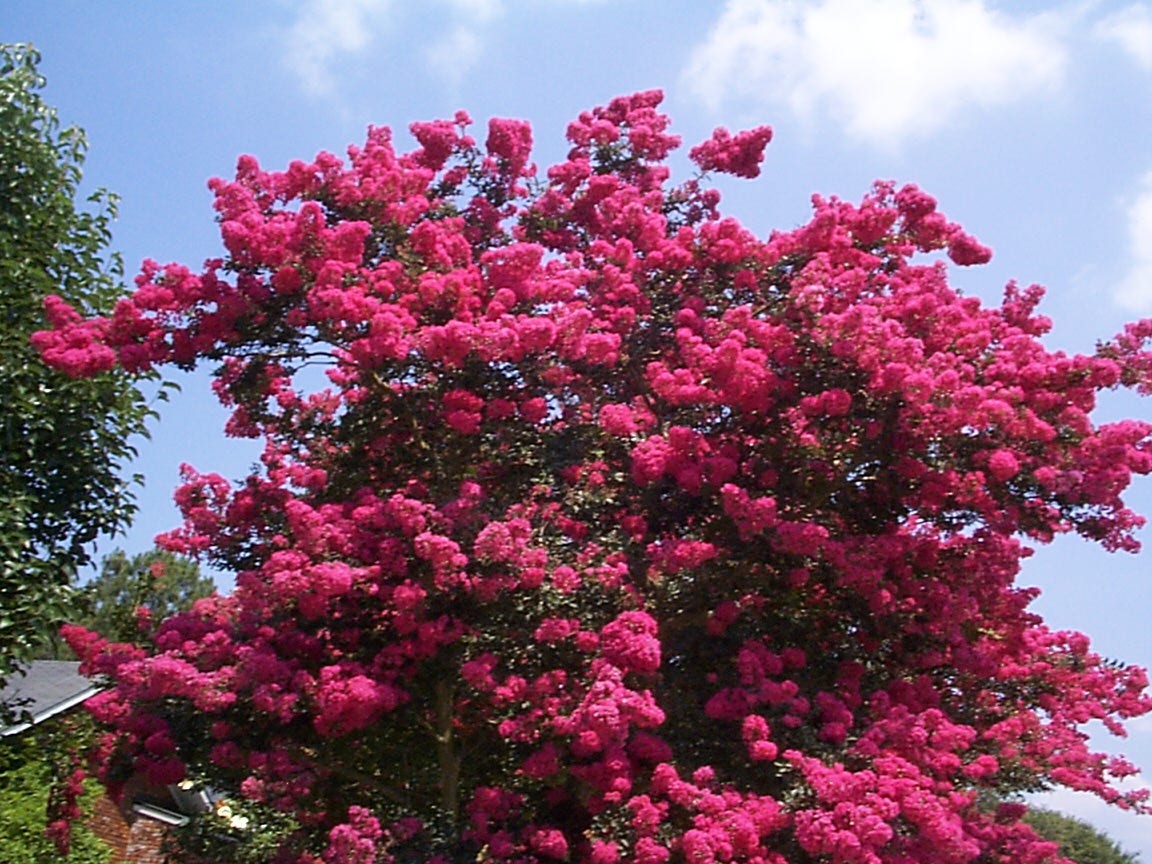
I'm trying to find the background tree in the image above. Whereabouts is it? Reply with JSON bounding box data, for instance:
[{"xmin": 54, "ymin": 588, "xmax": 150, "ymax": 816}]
[
  {"xmin": 40, "ymin": 92, "xmax": 1152, "ymax": 863},
  {"xmin": 80, "ymin": 548, "xmax": 214, "ymax": 646},
  {"xmin": 34, "ymin": 548, "xmax": 215, "ymax": 658},
  {"xmin": 0, "ymin": 44, "xmax": 156, "ymax": 683},
  {"xmin": 1024, "ymin": 808, "xmax": 1140, "ymax": 864}
]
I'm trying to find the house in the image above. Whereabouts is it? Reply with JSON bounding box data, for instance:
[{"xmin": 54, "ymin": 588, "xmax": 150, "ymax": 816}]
[{"xmin": 0, "ymin": 660, "xmax": 209, "ymax": 863}]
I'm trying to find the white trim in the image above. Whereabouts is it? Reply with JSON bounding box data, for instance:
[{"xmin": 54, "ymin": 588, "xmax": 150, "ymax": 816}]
[{"xmin": 132, "ymin": 802, "xmax": 190, "ymax": 827}]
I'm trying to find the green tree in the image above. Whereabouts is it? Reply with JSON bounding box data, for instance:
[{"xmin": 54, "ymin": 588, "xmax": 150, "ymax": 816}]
[
  {"xmin": 1025, "ymin": 808, "xmax": 1140, "ymax": 864},
  {"xmin": 0, "ymin": 724, "xmax": 111, "ymax": 864},
  {"xmin": 81, "ymin": 549, "xmax": 215, "ymax": 645},
  {"xmin": 0, "ymin": 44, "xmax": 156, "ymax": 682}
]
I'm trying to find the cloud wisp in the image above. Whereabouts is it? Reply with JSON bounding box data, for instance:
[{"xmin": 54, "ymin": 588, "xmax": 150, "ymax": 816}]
[
  {"xmin": 1115, "ymin": 170, "xmax": 1152, "ymax": 312},
  {"xmin": 283, "ymin": 0, "xmax": 394, "ymax": 97},
  {"xmin": 283, "ymin": 0, "xmax": 605, "ymax": 99},
  {"xmin": 682, "ymin": 0, "xmax": 1067, "ymax": 150},
  {"xmin": 1094, "ymin": 3, "xmax": 1152, "ymax": 71},
  {"xmin": 422, "ymin": 0, "xmax": 505, "ymax": 92}
]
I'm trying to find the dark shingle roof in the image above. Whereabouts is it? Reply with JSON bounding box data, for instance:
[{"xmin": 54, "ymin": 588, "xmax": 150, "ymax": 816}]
[{"xmin": 0, "ymin": 660, "xmax": 102, "ymax": 735}]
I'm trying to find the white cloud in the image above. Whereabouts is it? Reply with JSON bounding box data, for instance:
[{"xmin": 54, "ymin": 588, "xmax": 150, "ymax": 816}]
[
  {"xmin": 422, "ymin": 0, "xmax": 505, "ymax": 90},
  {"xmin": 1094, "ymin": 3, "xmax": 1152, "ymax": 70},
  {"xmin": 1115, "ymin": 170, "xmax": 1152, "ymax": 311},
  {"xmin": 282, "ymin": 0, "xmax": 510, "ymax": 98},
  {"xmin": 281, "ymin": 0, "xmax": 624, "ymax": 98},
  {"xmin": 682, "ymin": 0, "xmax": 1067, "ymax": 150},
  {"xmin": 424, "ymin": 25, "xmax": 488, "ymax": 92},
  {"xmin": 283, "ymin": 0, "xmax": 393, "ymax": 96}
]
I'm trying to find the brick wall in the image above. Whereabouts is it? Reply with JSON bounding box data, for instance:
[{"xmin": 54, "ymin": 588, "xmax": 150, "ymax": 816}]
[
  {"xmin": 123, "ymin": 818, "xmax": 170, "ymax": 864},
  {"xmin": 86, "ymin": 792, "xmax": 172, "ymax": 864},
  {"xmin": 86, "ymin": 794, "xmax": 131, "ymax": 861}
]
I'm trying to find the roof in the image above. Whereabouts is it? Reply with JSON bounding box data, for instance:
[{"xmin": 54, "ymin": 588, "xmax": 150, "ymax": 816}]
[{"xmin": 0, "ymin": 660, "xmax": 103, "ymax": 735}]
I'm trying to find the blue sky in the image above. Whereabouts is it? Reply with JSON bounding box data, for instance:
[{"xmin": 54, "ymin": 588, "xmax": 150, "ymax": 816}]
[{"xmin": 5, "ymin": 0, "xmax": 1152, "ymax": 855}]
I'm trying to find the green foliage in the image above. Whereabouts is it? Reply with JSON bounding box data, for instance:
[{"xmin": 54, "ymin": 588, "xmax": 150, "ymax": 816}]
[
  {"xmin": 82, "ymin": 548, "xmax": 215, "ymax": 644},
  {"xmin": 0, "ymin": 733, "xmax": 111, "ymax": 864},
  {"xmin": 1025, "ymin": 808, "xmax": 1140, "ymax": 864},
  {"xmin": 172, "ymin": 798, "xmax": 301, "ymax": 864},
  {"xmin": 0, "ymin": 43, "xmax": 157, "ymax": 682}
]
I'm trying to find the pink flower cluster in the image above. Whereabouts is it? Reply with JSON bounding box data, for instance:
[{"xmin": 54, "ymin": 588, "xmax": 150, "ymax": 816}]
[
  {"xmin": 323, "ymin": 806, "xmax": 383, "ymax": 864},
  {"xmin": 689, "ymin": 125, "xmax": 774, "ymax": 179},
  {"xmin": 40, "ymin": 90, "xmax": 1152, "ymax": 862}
]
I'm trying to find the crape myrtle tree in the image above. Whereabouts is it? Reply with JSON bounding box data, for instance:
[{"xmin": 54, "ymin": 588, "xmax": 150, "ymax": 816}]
[
  {"xmin": 0, "ymin": 44, "xmax": 155, "ymax": 684},
  {"xmin": 35, "ymin": 91, "xmax": 1152, "ymax": 863}
]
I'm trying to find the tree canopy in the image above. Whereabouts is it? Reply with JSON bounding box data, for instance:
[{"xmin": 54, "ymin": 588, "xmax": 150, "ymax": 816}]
[
  {"xmin": 1023, "ymin": 808, "xmax": 1139, "ymax": 864},
  {"xmin": 80, "ymin": 548, "xmax": 214, "ymax": 646},
  {"xmin": 40, "ymin": 91, "xmax": 1152, "ymax": 863},
  {"xmin": 33, "ymin": 548, "xmax": 214, "ymax": 661},
  {"xmin": 0, "ymin": 44, "xmax": 155, "ymax": 683}
]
